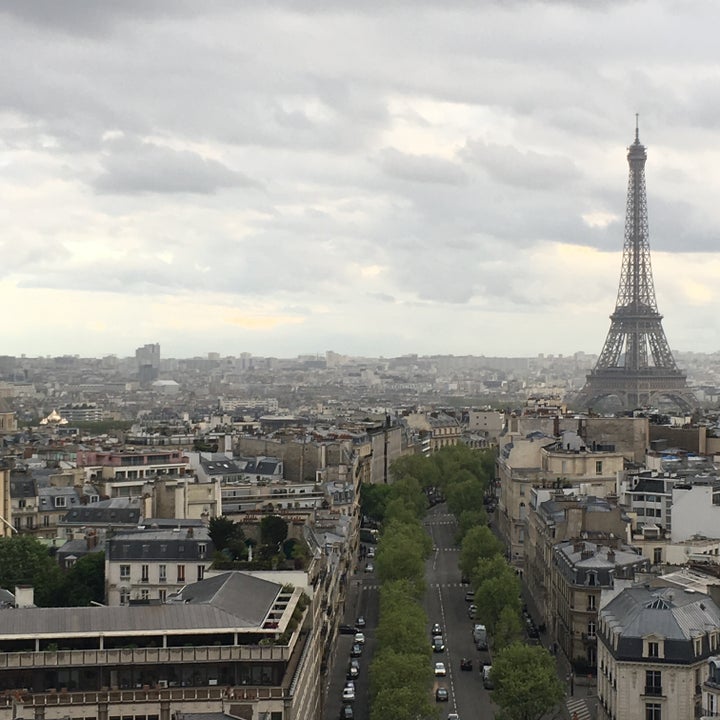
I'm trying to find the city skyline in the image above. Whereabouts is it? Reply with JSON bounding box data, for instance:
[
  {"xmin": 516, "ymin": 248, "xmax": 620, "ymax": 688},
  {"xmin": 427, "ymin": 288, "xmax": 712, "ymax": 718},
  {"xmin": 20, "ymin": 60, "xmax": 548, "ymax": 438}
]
[{"xmin": 2, "ymin": 2, "xmax": 720, "ymax": 359}]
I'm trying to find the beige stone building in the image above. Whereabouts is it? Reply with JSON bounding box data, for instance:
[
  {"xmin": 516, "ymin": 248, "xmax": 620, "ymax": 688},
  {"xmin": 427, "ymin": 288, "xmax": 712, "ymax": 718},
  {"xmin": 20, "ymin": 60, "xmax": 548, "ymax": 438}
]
[
  {"xmin": 525, "ymin": 491, "xmax": 630, "ymax": 636},
  {"xmin": 497, "ymin": 430, "xmax": 625, "ymax": 567},
  {"xmin": 598, "ymin": 585, "xmax": 720, "ymax": 720},
  {"xmin": 552, "ymin": 539, "xmax": 649, "ymax": 670}
]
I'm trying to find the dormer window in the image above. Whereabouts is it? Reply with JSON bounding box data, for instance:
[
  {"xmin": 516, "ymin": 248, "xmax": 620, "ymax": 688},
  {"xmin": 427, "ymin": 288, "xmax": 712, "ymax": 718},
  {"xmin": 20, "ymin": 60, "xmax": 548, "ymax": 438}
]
[
  {"xmin": 55, "ymin": 496, "xmax": 66, "ymax": 508},
  {"xmin": 644, "ymin": 637, "xmax": 664, "ymax": 659}
]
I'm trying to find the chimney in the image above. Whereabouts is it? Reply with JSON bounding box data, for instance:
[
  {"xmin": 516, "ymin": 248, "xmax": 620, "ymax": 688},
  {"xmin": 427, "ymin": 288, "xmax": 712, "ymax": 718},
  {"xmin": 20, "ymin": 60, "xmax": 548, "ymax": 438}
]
[
  {"xmin": 187, "ymin": 527, "xmax": 194, "ymax": 538},
  {"xmin": 607, "ymin": 549, "xmax": 616, "ymax": 563},
  {"xmin": 14, "ymin": 585, "xmax": 34, "ymax": 608}
]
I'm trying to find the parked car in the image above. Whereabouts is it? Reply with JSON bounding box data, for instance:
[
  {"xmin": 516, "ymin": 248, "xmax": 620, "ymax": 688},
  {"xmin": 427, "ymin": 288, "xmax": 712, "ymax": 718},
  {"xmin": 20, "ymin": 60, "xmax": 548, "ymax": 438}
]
[
  {"xmin": 342, "ymin": 685, "xmax": 356, "ymax": 702},
  {"xmin": 367, "ymin": 547, "xmax": 375, "ymax": 558},
  {"xmin": 350, "ymin": 643, "xmax": 362, "ymax": 657},
  {"xmin": 432, "ymin": 636, "xmax": 445, "ymax": 652},
  {"xmin": 365, "ymin": 562, "xmax": 374, "ymax": 573},
  {"xmin": 434, "ymin": 662, "xmax": 447, "ymax": 677},
  {"xmin": 347, "ymin": 660, "xmax": 360, "ymax": 679},
  {"xmin": 431, "ymin": 623, "xmax": 443, "ymax": 637},
  {"xmin": 435, "ymin": 687, "xmax": 449, "ymax": 702},
  {"xmin": 356, "ymin": 616, "xmax": 366, "ymax": 628},
  {"xmin": 482, "ymin": 665, "xmax": 494, "ymax": 689},
  {"xmin": 447, "ymin": 714, "xmax": 460, "ymax": 720},
  {"xmin": 460, "ymin": 657, "xmax": 473, "ymax": 671},
  {"xmin": 339, "ymin": 624, "xmax": 357, "ymax": 635},
  {"xmin": 354, "ymin": 632, "xmax": 365, "ymax": 645},
  {"xmin": 340, "ymin": 705, "xmax": 354, "ymax": 719},
  {"xmin": 464, "ymin": 590, "xmax": 475, "ymax": 602},
  {"xmin": 467, "ymin": 604, "xmax": 477, "ymax": 619}
]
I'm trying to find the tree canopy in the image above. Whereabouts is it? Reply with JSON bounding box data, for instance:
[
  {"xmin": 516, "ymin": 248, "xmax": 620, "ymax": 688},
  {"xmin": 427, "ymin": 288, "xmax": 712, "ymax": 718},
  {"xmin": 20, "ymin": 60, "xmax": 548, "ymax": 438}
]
[
  {"xmin": 260, "ymin": 514, "xmax": 288, "ymax": 547},
  {"xmin": 0, "ymin": 535, "xmax": 63, "ymax": 606},
  {"xmin": 491, "ymin": 643, "xmax": 565, "ymax": 720}
]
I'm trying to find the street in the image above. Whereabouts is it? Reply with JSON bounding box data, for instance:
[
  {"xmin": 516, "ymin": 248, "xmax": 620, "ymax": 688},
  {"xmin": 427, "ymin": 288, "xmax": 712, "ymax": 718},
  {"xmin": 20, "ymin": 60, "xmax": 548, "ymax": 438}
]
[{"xmin": 423, "ymin": 504, "xmax": 497, "ymax": 720}]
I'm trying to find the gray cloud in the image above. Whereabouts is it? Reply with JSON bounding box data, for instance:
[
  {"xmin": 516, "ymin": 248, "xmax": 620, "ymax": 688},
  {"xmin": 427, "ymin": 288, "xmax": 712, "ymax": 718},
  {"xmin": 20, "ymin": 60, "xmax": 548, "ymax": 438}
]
[
  {"xmin": 93, "ymin": 139, "xmax": 259, "ymax": 195},
  {"xmin": 379, "ymin": 148, "xmax": 467, "ymax": 185}
]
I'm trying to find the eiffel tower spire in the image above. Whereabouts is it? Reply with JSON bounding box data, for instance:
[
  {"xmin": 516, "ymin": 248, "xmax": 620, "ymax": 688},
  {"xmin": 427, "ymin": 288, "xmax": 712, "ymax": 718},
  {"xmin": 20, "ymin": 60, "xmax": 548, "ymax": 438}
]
[{"xmin": 574, "ymin": 122, "xmax": 695, "ymax": 411}]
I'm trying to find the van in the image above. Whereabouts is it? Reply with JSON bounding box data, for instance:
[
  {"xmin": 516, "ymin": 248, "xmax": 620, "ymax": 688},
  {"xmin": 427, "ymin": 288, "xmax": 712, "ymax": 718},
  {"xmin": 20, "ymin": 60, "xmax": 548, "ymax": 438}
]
[
  {"xmin": 482, "ymin": 664, "xmax": 494, "ymax": 689},
  {"xmin": 473, "ymin": 623, "xmax": 488, "ymax": 650}
]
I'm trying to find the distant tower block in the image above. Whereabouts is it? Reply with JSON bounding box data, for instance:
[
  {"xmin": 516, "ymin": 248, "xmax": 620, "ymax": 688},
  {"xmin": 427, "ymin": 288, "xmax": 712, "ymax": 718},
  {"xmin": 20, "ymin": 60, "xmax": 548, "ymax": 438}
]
[
  {"xmin": 136, "ymin": 343, "xmax": 160, "ymax": 386},
  {"xmin": 574, "ymin": 121, "xmax": 695, "ymax": 412}
]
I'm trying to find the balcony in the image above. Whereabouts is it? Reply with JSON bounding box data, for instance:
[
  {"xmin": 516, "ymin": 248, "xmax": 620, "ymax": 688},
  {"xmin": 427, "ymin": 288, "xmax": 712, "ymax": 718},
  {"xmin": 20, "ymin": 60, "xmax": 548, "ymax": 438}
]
[
  {"xmin": 642, "ymin": 685, "xmax": 663, "ymax": 697},
  {"xmin": 0, "ymin": 644, "xmax": 292, "ymax": 671}
]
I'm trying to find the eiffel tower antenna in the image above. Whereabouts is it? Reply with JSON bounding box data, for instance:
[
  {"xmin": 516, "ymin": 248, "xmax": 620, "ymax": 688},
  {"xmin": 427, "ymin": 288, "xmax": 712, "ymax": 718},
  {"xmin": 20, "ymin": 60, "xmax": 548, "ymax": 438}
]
[{"xmin": 573, "ymin": 123, "xmax": 695, "ymax": 412}]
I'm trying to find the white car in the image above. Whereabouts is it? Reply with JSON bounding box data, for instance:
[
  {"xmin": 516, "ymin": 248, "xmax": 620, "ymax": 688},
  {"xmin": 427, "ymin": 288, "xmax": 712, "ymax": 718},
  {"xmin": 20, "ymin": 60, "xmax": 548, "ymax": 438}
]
[
  {"xmin": 354, "ymin": 632, "xmax": 365, "ymax": 645},
  {"xmin": 434, "ymin": 661, "xmax": 447, "ymax": 677},
  {"xmin": 447, "ymin": 714, "xmax": 460, "ymax": 720},
  {"xmin": 342, "ymin": 686, "xmax": 355, "ymax": 702}
]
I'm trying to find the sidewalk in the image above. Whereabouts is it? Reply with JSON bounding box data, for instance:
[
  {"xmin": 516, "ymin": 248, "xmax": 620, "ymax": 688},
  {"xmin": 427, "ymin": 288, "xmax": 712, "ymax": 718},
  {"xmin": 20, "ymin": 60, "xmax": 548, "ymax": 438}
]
[{"xmin": 522, "ymin": 587, "xmax": 597, "ymax": 720}]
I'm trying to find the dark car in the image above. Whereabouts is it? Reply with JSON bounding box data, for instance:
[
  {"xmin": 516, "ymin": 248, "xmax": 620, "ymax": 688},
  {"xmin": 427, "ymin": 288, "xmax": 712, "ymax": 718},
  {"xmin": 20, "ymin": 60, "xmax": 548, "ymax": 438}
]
[
  {"xmin": 435, "ymin": 687, "xmax": 449, "ymax": 702},
  {"xmin": 347, "ymin": 660, "xmax": 360, "ymax": 679},
  {"xmin": 432, "ymin": 636, "xmax": 445, "ymax": 653},
  {"xmin": 339, "ymin": 624, "xmax": 357, "ymax": 635},
  {"xmin": 431, "ymin": 623, "xmax": 442, "ymax": 637},
  {"xmin": 350, "ymin": 643, "xmax": 362, "ymax": 657},
  {"xmin": 460, "ymin": 657, "xmax": 473, "ymax": 671}
]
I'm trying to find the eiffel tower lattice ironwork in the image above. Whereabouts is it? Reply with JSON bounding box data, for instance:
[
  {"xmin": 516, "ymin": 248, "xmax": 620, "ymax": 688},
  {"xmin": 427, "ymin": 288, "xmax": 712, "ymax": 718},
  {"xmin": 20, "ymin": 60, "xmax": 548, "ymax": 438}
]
[{"xmin": 574, "ymin": 121, "xmax": 695, "ymax": 412}]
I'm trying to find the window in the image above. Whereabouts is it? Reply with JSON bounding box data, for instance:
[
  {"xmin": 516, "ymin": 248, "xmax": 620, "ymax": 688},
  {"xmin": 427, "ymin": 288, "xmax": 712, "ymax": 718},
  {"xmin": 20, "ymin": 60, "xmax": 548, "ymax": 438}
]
[
  {"xmin": 120, "ymin": 565, "xmax": 130, "ymax": 580},
  {"xmin": 588, "ymin": 572, "xmax": 597, "ymax": 587},
  {"xmin": 198, "ymin": 543, "xmax": 207, "ymax": 557},
  {"xmin": 595, "ymin": 461, "xmax": 603, "ymax": 475},
  {"xmin": 159, "ymin": 565, "xmax": 167, "ymax": 583},
  {"xmin": 645, "ymin": 670, "xmax": 662, "ymax": 696},
  {"xmin": 120, "ymin": 589, "xmax": 130, "ymax": 605},
  {"xmin": 647, "ymin": 641, "xmax": 659, "ymax": 658},
  {"xmin": 141, "ymin": 564, "xmax": 149, "ymax": 583},
  {"xmin": 177, "ymin": 565, "xmax": 185, "ymax": 582},
  {"xmin": 587, "ymin": 594, "xmax": 596, "ymax": 611},
  {"xmin": 140, "ymin": 589, "xmax": 149, "ymax": 600},
  {"xmin": 55, "ymin": 496, "xmax": 67, "ymax": 508},
  {"xmin": 587, "ymin": 621, "xmax": 596, "ymax": 639},
  {"xmin": 43, "ymin": 515, "xmax": 49, "ymax": 527},
  {"xmin": 197, "ymin": 565, "xmax": 205, "ymax": 581},
  {"xmin": 158, "ymin": 589, "xmax": 167, "ymax": 603},
  {"xmin": 18, "ymin": 499, "xmax": 26, "ymax": 509},
  {"xmin": 694, "ymin": 637, "xmax": 703, "ymax": 656},
  {"xmin": 653, "ymin": 547, "xmax": 662, "ymax": 565},
  {"xmin": 646, "ymin": 703, "xmax": 661, "ymax": 720},
  {"xmin": 26, "ymin": 517, "xmax": 34, "ymax": 529}
]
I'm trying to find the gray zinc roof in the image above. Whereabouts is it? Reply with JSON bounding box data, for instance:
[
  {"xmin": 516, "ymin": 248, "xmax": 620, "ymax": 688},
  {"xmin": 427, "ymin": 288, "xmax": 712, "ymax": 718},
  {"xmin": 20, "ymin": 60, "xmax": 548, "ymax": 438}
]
[
  {"xmin": 602, "ymin": 586, "xmax": 720, "ymax": 642},
  {"xmin": 0, "ymin": 572, "xmax": 283, "ymax": 638}
]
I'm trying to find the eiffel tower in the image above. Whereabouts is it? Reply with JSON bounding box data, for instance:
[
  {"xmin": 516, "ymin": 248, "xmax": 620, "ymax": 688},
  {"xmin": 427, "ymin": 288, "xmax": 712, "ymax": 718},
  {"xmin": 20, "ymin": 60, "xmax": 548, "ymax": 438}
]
[{"xmin": 574, "ymin": 120, "xmax": 695, "ymax": 412}]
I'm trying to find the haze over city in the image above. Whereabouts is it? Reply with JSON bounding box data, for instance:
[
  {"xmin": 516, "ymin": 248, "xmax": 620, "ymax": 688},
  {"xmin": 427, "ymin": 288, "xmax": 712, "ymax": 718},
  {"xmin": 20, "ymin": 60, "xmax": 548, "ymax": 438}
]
[{"xmin": 3, "ymin": 0, "xmax": 720, "ymax": 359}]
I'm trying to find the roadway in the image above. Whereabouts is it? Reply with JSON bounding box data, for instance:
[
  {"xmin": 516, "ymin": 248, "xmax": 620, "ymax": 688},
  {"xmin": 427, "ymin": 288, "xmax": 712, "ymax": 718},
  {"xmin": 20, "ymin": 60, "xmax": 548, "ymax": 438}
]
[
  {"xmin": 322, "ymin": 555, "xmax": 380, "ymax": 720},
  {"xmin": 423, "ymin": 503, "xmax": 497, "ymax": 720},
  {"xmin": 322, "ymin": 503, "xmax": 496, "ymax": 720}
]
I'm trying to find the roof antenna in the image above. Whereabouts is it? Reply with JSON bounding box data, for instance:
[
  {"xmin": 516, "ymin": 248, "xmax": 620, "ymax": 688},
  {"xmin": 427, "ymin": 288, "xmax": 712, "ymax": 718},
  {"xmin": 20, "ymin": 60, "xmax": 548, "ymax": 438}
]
[{"xmin": 635, "ymin": 113, "xmax": 639, "ymax": 142}]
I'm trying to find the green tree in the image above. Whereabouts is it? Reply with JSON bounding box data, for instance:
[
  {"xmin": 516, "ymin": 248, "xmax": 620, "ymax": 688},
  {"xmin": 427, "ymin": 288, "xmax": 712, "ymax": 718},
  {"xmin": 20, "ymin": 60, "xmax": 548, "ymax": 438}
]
[
  {"xmin": 446, "ymin": 477, "xmax": 486, "ymax": 517},
  {"xmin": 370, "ymin": 685, "xmax": 434, "ymax": 720},
  {"xmin": 470, "ymin": 554, "xmax": 509, "ymax": 591},
  {"xmin": 369, "ymin": 647, "xmax": 431, "ymax": 700},
  {"xmin": 493, "ymin": 605, "xmax": 524, "ymax": 652},
  {"xmin": 54, "ymin": 552, "xmax": 106, "ymax": 606},
  {"xmin": 459, "ymin": 525, "xmax": 504, "ymax": 579},
  {"xmin": 387, "ymin": 475, "xmax": 427, "ymax": 520},
  {"xmin": 475, "ymin": 569, "xmax": 521, "ymax": 634},
  {"xmin": 491, "ymin": 643, "xmax": 564, "ymax": 720},
  {"xmin": 360, "ymin": 482, "xmax": 392, "ymax": 524},
  {"xmin": 455, "ymin": 508, "xmax": 488, "ymax": 544},
  {"xmin": 260, "ymin": 515, "xmax": 288, "ymax": 547},
  {"xmin": 390, "ymin": 455, "xmax": 441, "ymax": 489},
  {"xmin": 208, "ymin": 516, "xmax": 240, "ymax": 550},
  {"xmin": 0, "ymin": 535, "xmax": 64, "ymax": 606}
]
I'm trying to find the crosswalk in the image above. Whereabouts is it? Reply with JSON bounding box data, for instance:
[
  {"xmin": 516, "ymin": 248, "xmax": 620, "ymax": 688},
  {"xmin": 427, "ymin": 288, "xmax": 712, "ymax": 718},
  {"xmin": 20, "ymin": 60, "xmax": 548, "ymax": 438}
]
[
  {"xmin": 566, "ymin": 697, "xmax": 592, "ymax": 720},
  {"xmin": 361, "ymin": 581, "xmax": 469, "ymax": 591}
]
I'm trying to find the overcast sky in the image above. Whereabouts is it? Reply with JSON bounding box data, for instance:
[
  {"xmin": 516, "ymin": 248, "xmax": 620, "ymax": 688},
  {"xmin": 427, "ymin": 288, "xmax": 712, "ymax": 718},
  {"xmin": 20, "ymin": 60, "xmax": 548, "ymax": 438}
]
[{"xmin": 2, "ymin": 0, "xmax": 720, "ymax": 360}]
